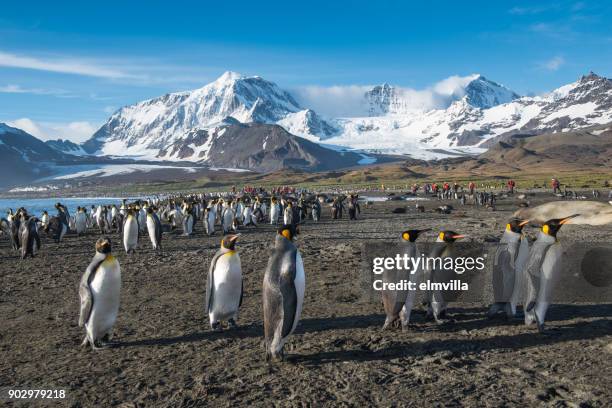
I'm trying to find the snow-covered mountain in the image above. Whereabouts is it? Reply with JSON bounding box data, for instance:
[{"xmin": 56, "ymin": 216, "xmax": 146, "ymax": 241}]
[
  {"xmin": 0, "ymin": 123, "xmax": 70, "ymax": 187},
  {"xmin": 46, "ymin": 139, "xmax": 87, "ymax": 155},
  {"xmin": 82, "ymin": 71, "xmax": 335, "ymax": 158},
  {"xmin": 322, "ymin": 72, "xmax": 612, "ymax": 158},
  {"xmin": 81, "ymin": 71, "xmax": 612, "ymax": 162}
]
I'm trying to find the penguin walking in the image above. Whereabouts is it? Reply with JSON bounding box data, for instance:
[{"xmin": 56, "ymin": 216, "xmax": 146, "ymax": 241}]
[
  {"xmin": 263, "ymin": 225, "xmax": 305, "ymax": 361},
  {"xmin": 487, "ymin": 218, "xmax": 530, "ymax": 318},
  {"xmin": 146, "ymin": 207, "xmax": 162, "ymax": 251},
  {"xmin": 521, "ymin": 215, "xmax": 578, "ymax": 332},
  {"xmin": 205, "ymin": 234, "xmax": 242, "ymax": 331},
  {"xmin": 123, "ymin": 209, "xmax": 139, "ymax": 254},
  {"xmin": 425, "ymin": 231, "xmax": 465, "ymax": 322},
  {"xmin": 75, "ymin": 207, "xmax": 88, "ymax": 236},
  {"xmin": 79, "ymin": 238, "xmax": 121, "ymax": 350},
  {"xmin": 382, "ymin": 229, "xmax": 429, "ymax": 330}
]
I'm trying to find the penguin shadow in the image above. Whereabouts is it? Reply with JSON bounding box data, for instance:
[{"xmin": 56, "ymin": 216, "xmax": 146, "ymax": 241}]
[
  {"xmin": 116, "ymin": 323, "xmax": 263, "ymax": 348},
  {"xmin": 297, "ymin": 313, "xmax": 385, "ymax": 333},
  {"xmin": 432, "ymin": 304, "xmax": 612, "ymax": 333},
  {"xmin": 290, "ymin": 317, "xmax": 612, "ymax": 366}
]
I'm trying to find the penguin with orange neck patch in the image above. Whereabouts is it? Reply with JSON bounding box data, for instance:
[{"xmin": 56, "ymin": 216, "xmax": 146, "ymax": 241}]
[
  {"xmin": 263, "ymin": 224, "xmax": 305, "ymax": 361},
  {"xmin": 425, "ymin": 230, "xmax": 465, "ymax": 322},
  {"xmin": 522, "ymin": 214, "xmax": 579, "ymax": 332},
  {"xmin": 206, "ymin": 234, "xmax": 243, "ymax": 331}
]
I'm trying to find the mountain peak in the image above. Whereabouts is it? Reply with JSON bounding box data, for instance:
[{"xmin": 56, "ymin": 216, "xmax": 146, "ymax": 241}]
[
  {"xmin": 463, "ymin": 75, "xmax": 520, "ymax": 109},
  {"xmin": 216, "ymin": 71, "xmax": 244, "ymax": 83}
]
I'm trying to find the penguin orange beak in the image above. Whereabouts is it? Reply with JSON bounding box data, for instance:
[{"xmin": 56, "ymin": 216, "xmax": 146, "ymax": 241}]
[
  {"xmin": 451, "ymin": 234, "xmax": 465, "ymax": 239},
  {"xmin": 518, "ymin": 219, "xmax": 530, "ymax": 227},
  {"xmin": 559, "ymin": 214, "xmax": 580, "ymax": 225},
  {"xmin": 227, "ymin": 234, "xmax": 240, "ymax": 242}
]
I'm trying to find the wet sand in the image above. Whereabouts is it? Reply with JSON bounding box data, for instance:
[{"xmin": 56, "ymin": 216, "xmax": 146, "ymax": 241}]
[{"xmin": 1, "ymin": 194, "xmax": 611, "ymax": 407}]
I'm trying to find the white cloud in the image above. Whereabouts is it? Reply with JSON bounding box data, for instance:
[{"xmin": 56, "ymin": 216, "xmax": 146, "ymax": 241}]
[
  {"xmin": 290, "ymin": 74, "xmax": 483, "ymax": 117},
  {"xmin": 541, "ymin": 56, "xmax": 565, "ymax": 71},
  {"xmin": 6, "ymin": 118, "xmax": 98, "ymax": 143},
  {"xmin": 0, "ymin": 83, "xmax": 74, "ymax": 97},
  {"xmin": 0, "ymin": 50, "xmax": 137, "ymax": 79}
]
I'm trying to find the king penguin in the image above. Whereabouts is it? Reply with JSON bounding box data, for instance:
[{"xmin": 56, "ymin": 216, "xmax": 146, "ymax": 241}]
[
  {"xmin": 263, "ymin": 224, "xmax": 305, "ymax": 361},
  {"xmin": 270, "ymin": 197, "xmax": 280, "ymax": 225},
  {"xmin": 204, "ymin": 206, "xmax": 216, "ymax": 236},
  {"xmin": 488, "ymin": 218, "xmax": 530, "ymax": 318},
  {"xmin": 79, "ymin": 238, "xmax": 121, "ymax": 350},
  {"xmin": 75, "ymin": 206, "xmax": 88, "ymax": 236},
  {"xmin": 123, "ymin": 208, "xmax": 139, "ymax": 254},
  {"xmin": 522, "ymin": 214, "xmax": 579, "ymax": 332},
  {"xmin": 425, "ymin": 231, "xmax": 465, "ymax": 322},
  {"xmin": 146, "ymin": 207, "xmax": 162, "ymax": 251},
  {"xmin": 205, "ymin": 234, "xmax": 242, "ymax": 331},
  {"xmin": 381, "ymin": 229, "xmax": 429, "ymax": 330}
]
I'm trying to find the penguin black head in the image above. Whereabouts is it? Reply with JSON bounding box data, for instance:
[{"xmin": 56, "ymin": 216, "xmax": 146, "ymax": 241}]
[
  {"xmin": 541, "ymin": 214, "xmax": 580, "ymax": 237},
  {"xmin": 221, "ymin": 234, "xmax": 239, "ymax": 250},
  {"xmin": 147, "ymin": 207, "xmax": 154, "ymax": 214},
  {"xmin": 96, "ymin": 237, "xmax": 112, "ymax": 254},
  {"xmin": 278, "ymin": 224, "xmax": 298, "ymax": 241},
  {"xmin": 401, "ymin": 228, "xmax": 430, "ymax": 242},
  {"xmin": 438, "ymin": 231, "xmax": 465, "ymax": 243},
  {"xmin": 506, "ymin": 218, "xmax": 529, "ymax": 234}
]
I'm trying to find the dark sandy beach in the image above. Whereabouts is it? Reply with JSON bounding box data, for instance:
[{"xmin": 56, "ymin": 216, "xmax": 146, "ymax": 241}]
[{"xmin": 1, "ymin": 194, "xmax": 611, "ymax": 407}]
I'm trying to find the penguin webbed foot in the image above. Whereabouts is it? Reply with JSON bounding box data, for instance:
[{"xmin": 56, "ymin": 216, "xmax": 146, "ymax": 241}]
[
  {"xmin": 211, "ymin": 322, "xmax": 223, "ymax": 332},
  {"xmin": 227, "ymin": 318, "xmax": 238, "ymax": 329}
]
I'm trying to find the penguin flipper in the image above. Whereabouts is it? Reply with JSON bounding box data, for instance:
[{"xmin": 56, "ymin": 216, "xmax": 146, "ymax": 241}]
[
  {"xmin": 279, "ymin": 254, "xmax": 298, "ymax": 339},
  {"xmin": 205, "ymin": 250, "xmax": 224, "ymax": 314},
  {"xmin": 79, "ymin": 253, "xmax": 106, "ymax": 327}
]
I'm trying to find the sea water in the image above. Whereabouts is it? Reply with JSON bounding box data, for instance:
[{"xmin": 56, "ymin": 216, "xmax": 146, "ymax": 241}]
[{"xmin": 0, "ymin": 197, "xmax": 142, "ymax": 217}]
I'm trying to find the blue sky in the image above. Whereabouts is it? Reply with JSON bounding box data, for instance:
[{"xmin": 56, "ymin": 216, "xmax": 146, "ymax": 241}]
[{"xmin": 1, "ymin": 0, "xmax": 611, "ymax": 141}]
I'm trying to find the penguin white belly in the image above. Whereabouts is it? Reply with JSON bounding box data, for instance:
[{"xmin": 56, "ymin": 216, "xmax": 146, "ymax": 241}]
[
  {"xmin": 146, "ymin": 216, "xmax": 158, "ymax": 248},
  {"xmin": 123, "ymin": 218, "xmax": 139, "ymax": 252},
  {"xmin": 210, "ymin": 253, "xmax": 242, "ymax": 321},
  {"xmin": 86, "ymin": 258, "xmax": 121, "ymax": 341},
  {"xmin": 283, "ymin": 210, "xmax": 291, "ymax": 225},
  {"xmin": 75, "ymin": 214, "xmax": 87, "ymax": 234},
  {"xmin": 206, "ymin": 213, "xmax": 215, "ymax": 234},
  {"xmin": 270, "ymin": 206, "xmax": 279, "ymax": 224},
  {"xmin": 291, "ymin": 251, "xmax": 306, "ymax": 334},
  {"xmin": 186, "ymin": 215, "xmax": 194, "ymax": 234}
]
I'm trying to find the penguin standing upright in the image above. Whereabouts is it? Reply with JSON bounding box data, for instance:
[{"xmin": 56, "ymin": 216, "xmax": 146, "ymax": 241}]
[
  {"xmin": 221, "ymin": 206, "xmax": 235, "ymax": 234},
  {"xmin": 40, "ymin": 210, "xmax": 49, "ymax": 229},
  {"xmin": 19, "ymin": 214, "xmax": 41, "ymax": 259},
  {"xmin": 182, "ymin": 204, "xmax": 194, "ymax": 236},
  {"xmin": 311, "ymin": 199, "xmax": 321, "ymax": 222},
  {"xmin": 521, "ymin": 215, "xmax": 578, "ymax": 332},
  {"xmin": 270, "ymin": 197, "xmax": 280, "ymax": 225},
  {"xmin": 204, "ymin": 206, "xmax": 216, "ymax": 236},
  {"xmin": 75, "ymin": 207, "xmax": 88, "ymax": 236},
  {"xmin": 425, "ymin": 231, "xmax": 465, "ymax": 322},
  {"xmin": 79, "ymin": 238, "xmax": 121, "ymax": 350},
  {"xmin": 123, "ymin": 209, "xmax": 139, "ymax": 254},
  {"xmin": 488, "ymin": 218, "xmax": 530, "ymax": 318},
  {"xmin": 205, "ymin": 234, "xmax": 242, "ymax": 331},
  {"xmin": 146, "ymin": 207, "xmax": 162, "ymax": 251},
  {"xmin": 381, "ymin": 229, "xmax": 429, "ymax": 330},
  {"xmin": 263, "ymin": 225, "xmax": 305, "ymax": 361},
  {"xmin": 283, "ymin": 202, "xmax": 293, "ymax": 226}
]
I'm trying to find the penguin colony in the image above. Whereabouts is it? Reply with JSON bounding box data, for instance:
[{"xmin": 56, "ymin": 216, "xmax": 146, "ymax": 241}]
[{"xmin": 0, "ymin": 190, "xmax": 608, "ymax": 361}]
